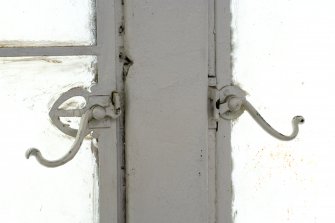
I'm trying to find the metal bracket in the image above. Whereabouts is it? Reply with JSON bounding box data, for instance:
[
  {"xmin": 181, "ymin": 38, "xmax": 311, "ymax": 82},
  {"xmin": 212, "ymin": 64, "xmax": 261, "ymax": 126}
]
[
  {"xmin": 26, "ymin": 86, "xmax": 121, "ymax": 168},
  {"xmin": 210, "ymin": 85, "xmax": 304, "ymax": 141},
  {"xmin": 47, "ymin": 87, "xmax": 120, "ymax": 137}
]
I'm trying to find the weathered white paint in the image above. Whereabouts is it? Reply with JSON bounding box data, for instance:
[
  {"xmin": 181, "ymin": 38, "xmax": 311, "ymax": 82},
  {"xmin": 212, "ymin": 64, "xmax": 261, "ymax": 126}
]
[
  {"xmin": 214, "ymin": 0, "xmax": 234, "ymax": 223},
  {"xmin": 0, "ymin": 56, "xmax": 98, "ymax": 223},
  {"xmin": 0, "ymin": 0, "xmax": 122, "ymax": 222},
  {"xmin": 232, "ymin": 0, "xmax": 335, "ymax": 222},
  {"xmin": 95, "ymin": 0, "xmax": 123, "ymax": 222},
  {"xmin": 124, "ymin": 1, "xmax": 209, "ymax": 222}
]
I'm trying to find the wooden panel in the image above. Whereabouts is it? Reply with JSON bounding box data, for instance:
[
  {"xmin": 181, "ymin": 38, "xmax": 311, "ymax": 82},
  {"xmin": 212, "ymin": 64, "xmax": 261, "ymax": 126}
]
[
  {"xmin": 96, "ymin": 0, "xmax": 122, "ymax": 222},
  {"xmin": 124, "ymin": 1, "xmax": 209, "ymax": 222},
  {"xmin": 215, "ymin": 0, "xmax": 233, "ymax": 222}
]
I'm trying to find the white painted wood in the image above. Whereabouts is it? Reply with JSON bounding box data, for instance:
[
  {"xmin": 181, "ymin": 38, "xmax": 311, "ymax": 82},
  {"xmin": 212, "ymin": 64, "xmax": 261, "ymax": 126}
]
[
  {"xmin": 215, "ymin": 0, "xmax": 232, "ymax": 89},
  {"xmin": 208, "ymin": 0, "xmax": 216, "ymax": 78},
  {"xmin": 215, "ymin": 0, "xmax": 233, "ymax": 223},
  {"xmin": 208, "ymin": 3, "xmax": 217, "ymax": 221},
  {"xmin": 96, "ymin": 0, "xmax": 123, "ymax": 222},
  {"xmin": 124, "ymin": 1, "xmax": 209, "ymax": 222},
  {"xmin": 0, "ymin": 0, "xmax": 123, "ymax": 222},
  {"xmin": 208, "ymin": 129, "xmax": 217, "ymax": 223},
  {"xmin": 0, "ymin": 57, "xmax": 97, "ymax": 223}
]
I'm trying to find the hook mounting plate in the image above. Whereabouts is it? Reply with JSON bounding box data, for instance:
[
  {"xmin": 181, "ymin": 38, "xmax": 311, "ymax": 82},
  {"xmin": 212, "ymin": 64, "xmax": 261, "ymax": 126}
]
[{"xmin": 49, "ymin": 87, "xmax": 120, "ymax": 137}]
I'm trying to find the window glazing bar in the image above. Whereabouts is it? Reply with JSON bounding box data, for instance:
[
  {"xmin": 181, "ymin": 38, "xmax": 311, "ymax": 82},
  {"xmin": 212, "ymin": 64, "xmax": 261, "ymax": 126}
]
[{"xmin": 0, "ymin": 46, "xmax": 98, "ymax": 57}]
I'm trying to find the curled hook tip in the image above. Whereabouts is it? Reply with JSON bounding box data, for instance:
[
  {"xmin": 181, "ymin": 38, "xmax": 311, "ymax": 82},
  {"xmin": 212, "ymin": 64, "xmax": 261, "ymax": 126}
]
[
  {"xmin": 293, "ymin": 116, "xmax": 305, "ymax": 124},
  {"xmin": 25, "ymin": 148, "xmax": 39, "ymax": 159}
]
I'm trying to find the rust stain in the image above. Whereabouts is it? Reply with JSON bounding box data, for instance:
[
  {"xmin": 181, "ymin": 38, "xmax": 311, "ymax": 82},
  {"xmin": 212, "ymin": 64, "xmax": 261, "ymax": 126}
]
[{"xmin": 247, "ymin": 144, "xmax": 313, "ymax": 192}]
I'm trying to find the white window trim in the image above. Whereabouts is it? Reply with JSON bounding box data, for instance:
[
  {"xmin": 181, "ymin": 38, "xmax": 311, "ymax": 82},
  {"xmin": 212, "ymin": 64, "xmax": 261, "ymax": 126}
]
[{"xmin": 1, "ymin": 1, "xmax": 125, "ymax": 223}]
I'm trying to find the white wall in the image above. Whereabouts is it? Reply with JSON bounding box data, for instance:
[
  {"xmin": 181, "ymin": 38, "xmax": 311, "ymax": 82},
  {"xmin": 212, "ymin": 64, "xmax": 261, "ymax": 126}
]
[
  {"xmin": 232, "ymin": 0, "xmax": 335, "ymax": 222},
  {"xmin": 0, "ymin": 56, "xmax": 98, "ymax": 223}
]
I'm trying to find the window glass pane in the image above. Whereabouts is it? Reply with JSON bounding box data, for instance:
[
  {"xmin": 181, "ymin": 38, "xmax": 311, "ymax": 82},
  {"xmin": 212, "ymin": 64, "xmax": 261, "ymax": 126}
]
[
  {"xmin": 0, "ymin": 0, "xmax": 95, "ymax": 47},
  {"xmin": 0, "ymin": 56, "xmax": 98, "ymax": 223},
  {"xmin": 232, "ymin": 0, "xmax": 335, "ymax": 222}
]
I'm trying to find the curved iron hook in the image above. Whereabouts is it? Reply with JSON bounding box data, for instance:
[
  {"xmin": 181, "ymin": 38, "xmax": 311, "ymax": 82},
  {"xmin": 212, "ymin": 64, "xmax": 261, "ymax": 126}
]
[
  {"xmin": 25, "ymin": 109, "xmax": 93, "ymax": 168},
  {"xmin": 242, "ymin": 99, "xmax": 304, "ymax": 141},
  {"xmin": 218, "ymin": 86, "xmax": 304, "ymax": 141}
]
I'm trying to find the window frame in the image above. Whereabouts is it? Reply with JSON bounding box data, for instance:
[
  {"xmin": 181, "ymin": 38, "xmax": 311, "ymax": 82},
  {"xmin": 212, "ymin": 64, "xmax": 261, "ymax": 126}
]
[
  {"xmin": 210, "ymin": 0, "xmax": 234, "ymax": 223},
  {"xmin": 2, "ymin": 0, "xmax": 234, "ymax": 222},
  {"xmin": 0, "ymin": 0, "xmax": 125, "ymax": 223}
]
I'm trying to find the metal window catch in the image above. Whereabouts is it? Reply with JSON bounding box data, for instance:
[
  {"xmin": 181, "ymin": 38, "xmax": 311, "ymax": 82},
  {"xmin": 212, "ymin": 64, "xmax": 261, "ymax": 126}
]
[
  {"xmin": 25, "ymin": 87, "xmax": 121, "ymax": 168},
  {"xmin": 210, "ymin": 85, "xmax": 304, "ymax": 141}
]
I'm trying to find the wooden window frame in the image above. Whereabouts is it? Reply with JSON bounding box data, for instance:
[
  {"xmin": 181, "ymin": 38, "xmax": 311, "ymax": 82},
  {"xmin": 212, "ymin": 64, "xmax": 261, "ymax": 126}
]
[{"xmin": 1, "ymin": 1, "xmax": 125, "ymax": 223}]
